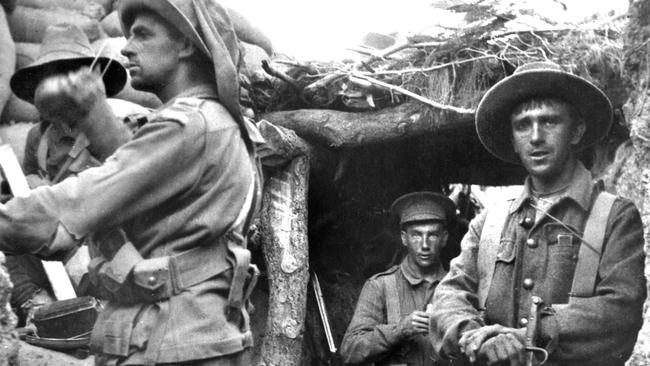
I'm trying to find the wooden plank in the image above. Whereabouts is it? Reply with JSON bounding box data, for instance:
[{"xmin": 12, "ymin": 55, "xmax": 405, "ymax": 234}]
[{"xmin": 0, "ymin": 144, "xmax": 76, "ymax": 300}]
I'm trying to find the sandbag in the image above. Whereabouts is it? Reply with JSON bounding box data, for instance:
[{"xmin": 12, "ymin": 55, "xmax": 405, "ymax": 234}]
[
  {"xmin": 17, "ymin": 0, "xmax": 105, "ymax": 19},
  {"xmin": 241, "ymin": 41, "xmax": 270, "ymax": 76},
  {"xmin": 14, "ymin": 42, "xmax": 38, "ymax": 70},
  {"xmin": 0, "ymin": 94, "xmax": 39, "ymax": 124},
  {"xmin": 0, "ymin": 0, "xmax": 15, "ymax": 13},
  {"xmin": 100, "ymin": 10, "xmax": 122, "ymax": 37},
  {"xmin": 0, "ymin": 121, "xmax": 37, "ymax": 163},
  {"xmin": 92, "ymin": 38, "xmax": 162, "ymax": 109},
  {"xmin": 8, "ymin": 6, "xmax": 105, "ymax": 43},
  {"xmin": 17, "ymin": 0, "xmax": 112, "ymax": 14},
  {"xmin": 0, "ymin": 5, "xmax": 15, "ymax": 122}
]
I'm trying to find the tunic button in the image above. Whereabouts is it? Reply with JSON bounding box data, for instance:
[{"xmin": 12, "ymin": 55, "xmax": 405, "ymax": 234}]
[
  {"xmin": 521, "ymin": 216, "xmax": 534, "ymax": 229},
  {"xmin": 523, "ymin": 278, "xmax": 534, "ymax": 290},
  {"xmin": 520, "ymin": 317, "xmax": 529, "ymax": 326},
  {"xmin": 147, "ymin": 276, "xmax": 157, "ymax": 286},
  {"xmin": 526, "ymin": 238, "xmax": 537, "ymax": 248}
]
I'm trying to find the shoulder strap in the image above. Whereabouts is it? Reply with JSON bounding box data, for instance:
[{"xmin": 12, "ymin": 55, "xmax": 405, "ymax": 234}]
[
  {"xmin": 477, "ymin": 199, "xmax": 513, "ymax": 310},
  {"xmin": 570, "ymin": 191, "xmax": 616, "ymax": 298},
  {"xmin": 384, "ymin": 272, "xmax": 401, "ymax": 325}
]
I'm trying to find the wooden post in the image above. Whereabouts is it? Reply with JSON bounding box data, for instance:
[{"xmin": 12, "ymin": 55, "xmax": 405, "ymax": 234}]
[{"xmin": 259, "ymin": 156, "xmax": 310, "ymax": 366}]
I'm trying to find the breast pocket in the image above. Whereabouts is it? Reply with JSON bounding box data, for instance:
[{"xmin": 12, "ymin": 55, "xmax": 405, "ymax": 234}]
[
  {"xmin": 544, "ymin": 223, "xmax": 580, "ymax": 284},
  {"xmin": 496, "ymin": 239, "xmax": 516, "ymax": 264}
]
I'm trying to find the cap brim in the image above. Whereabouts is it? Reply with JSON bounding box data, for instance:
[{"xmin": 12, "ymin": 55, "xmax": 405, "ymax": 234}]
[
  {"xmin": 475, "ymin": 70, "xmax": 613, "ymax": 164},
  {"xmin": 11, "ymin": 57, "xmax": 127, "ymax": 103},
  {"xmin": 391, "ymin": 192, "xmax": 456, "ymax": 225}
]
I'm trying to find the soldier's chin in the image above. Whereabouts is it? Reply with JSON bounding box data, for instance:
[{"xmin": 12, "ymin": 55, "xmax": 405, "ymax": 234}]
[{"xmin": 129, "ymin": 78, "xmax": 154, "ymax": 94}]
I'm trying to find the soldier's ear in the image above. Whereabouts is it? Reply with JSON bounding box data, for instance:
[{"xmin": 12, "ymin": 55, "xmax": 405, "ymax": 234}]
[
  {"xmin": 571, "ymin": 119, "xmax": 586, "ymax": 145},
  {"xmin": 400, "ymin": 230, "xmax": 408, "ymax": 247},
  {"xmin": 178, "ymin": 36, "xmax": 198, "ymax": 59},
  {"xmin": 441, "ymin": 229, "xmax": 449, "ymax": 248}
]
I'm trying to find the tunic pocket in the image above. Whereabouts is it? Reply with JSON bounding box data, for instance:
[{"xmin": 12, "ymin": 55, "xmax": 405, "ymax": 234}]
[
  {"xmin": 544, "ymin": 223, "xmax": 580, "ymax": 300},
  {"xmin": 496, "ymin": 239, "xmax": 516, "ymax": 263}
]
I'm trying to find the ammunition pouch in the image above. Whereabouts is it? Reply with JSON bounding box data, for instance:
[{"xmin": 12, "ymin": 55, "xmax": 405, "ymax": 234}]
[{"xmin": 88, "ymin": 233, "xmax": 258, "ymax": 311}]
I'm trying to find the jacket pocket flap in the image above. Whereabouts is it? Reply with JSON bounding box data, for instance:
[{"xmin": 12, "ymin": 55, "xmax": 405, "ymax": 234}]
[
  {"xmin": 496, "ymin": 239, "xmax": 516, "ymax": 263},
  {"xmin": 132, "ymin": 257, "xmax": 170, "ymax": 291}
]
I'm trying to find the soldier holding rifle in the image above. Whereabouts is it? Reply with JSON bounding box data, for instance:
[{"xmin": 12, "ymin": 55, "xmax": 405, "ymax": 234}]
[{"xmin": 430, "ymin": 62, "xmax": 646, "ymax": 366}]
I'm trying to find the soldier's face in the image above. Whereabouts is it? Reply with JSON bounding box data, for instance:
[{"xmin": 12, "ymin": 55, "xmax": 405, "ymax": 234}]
[
  {"xmin": 121, "ymin": 13, "xmax": 184, "ymax": 94},
  {"xmin": 401, "ymin": 221, "xmax": 447, "ymax": 270},
  {"xmin": 511, "ymin": 101, "xmax": 585, "ymax": 184}
]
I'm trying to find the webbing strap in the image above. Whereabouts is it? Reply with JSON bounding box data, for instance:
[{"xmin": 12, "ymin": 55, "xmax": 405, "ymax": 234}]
[
  {"xmin": 570, "ymin": 192, "xmax": 616, "ymax": 298},
  {"xmin": 477, "ymin": 200, "xmax": 513, "ymax": 310},
  {"xmin": 385, "ymin": 273, "xmax": 401, "ymax": 325}
]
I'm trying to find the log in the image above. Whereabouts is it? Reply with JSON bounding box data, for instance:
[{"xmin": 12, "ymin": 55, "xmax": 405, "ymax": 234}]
[
  {"xmin": 257, "ymin": 119, "xmax": 313, "ymax": 168},
  {"xmin": 259, "ymin": 156, "xmax": 310, "ymax": 366},
  {"xmin": 7, "ymin": 6, "xmax": 104, "ymax": 43},
  {"xmin": 0, "ymin": 4, "xmax": 15, "ymax": 121},
  {"xmin": 261, "ymin": 102, "xmax": 475, "ymax": 148}
]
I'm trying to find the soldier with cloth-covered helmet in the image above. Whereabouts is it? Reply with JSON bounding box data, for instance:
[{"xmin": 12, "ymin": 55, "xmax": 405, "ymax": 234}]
[{"xmin": 0, "ymin": 0, "xmax": 272, "ymax": 365}]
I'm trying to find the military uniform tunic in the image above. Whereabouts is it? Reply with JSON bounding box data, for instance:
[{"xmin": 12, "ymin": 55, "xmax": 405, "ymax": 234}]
[
  {"xmin": 0, "ymin": 84, "xmax": 260, "ymax": 364},
  {"xmin": 341, "ymin": 259, "xmax": 453, "ymax": 366},
  {"xmin": 430, "ymin": 163, "xmax": 646, "ymax": 366}
]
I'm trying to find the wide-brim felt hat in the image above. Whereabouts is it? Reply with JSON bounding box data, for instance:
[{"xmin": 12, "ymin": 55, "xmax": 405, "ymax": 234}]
[
  {"xmin": 475, "ymin": 61, "xmax": 613, "ymax": 164},
  {"xmin": 390, "ymin": 191, "xmax": 456, "ymax": 226},
  {"xmin": 10, "ymin": 24, "xmax": 127, "ymax": 104}
]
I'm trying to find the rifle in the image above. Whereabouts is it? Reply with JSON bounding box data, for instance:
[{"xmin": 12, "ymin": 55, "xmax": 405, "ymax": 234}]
[
  {"xmin": 311, "ymin": 271, "xmax": 337, "ymax": 353},
  {"xmin": 525, "ymin": 296, "xmax": 548, "ymax": 366}
]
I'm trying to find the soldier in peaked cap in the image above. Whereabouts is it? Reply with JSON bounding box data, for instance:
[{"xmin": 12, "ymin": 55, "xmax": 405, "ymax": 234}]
[
  {"xmin": 0, "ymin": 1, "xmax": 270, "ymax": 365},
  {"xmin": 430, "ymin": 61, "xmax": 646, "ymax": 366},
  {"xmin": 341, "ymin": 192, "xmax": 464, "ymax": 366}
]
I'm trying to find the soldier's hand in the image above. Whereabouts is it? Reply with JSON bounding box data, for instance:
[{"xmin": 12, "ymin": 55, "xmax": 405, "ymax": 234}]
[
  {"xmin": 459, "ymin": 324, "xmax": 526, "ymax": 364},
  {"xmin": 398, "ymin": 310, "xmax": 430, "ymax": 339},
  {"xmin": 476, "ymin": 332, "xmax": 527, "ymax": 366},
  {"xmin": 34, "ymin": 66, "xmax": 107, "ymax": 128}
]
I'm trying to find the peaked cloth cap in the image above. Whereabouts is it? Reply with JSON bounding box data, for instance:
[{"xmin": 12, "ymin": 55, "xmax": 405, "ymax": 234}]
[
  {"xmin": 391, "ymin": 191, "xmax": 456, "ymax": 226},
  {"xmin": 475, "ymin": 61, "xmax": 613, "ymax": 164},
  {"xmin": 10, "ymin": 24, "xmax": 127, "ymax": 104},
  {"xmin": 119, "ymin": 0, "xmax": 268, "ymax": 131}
]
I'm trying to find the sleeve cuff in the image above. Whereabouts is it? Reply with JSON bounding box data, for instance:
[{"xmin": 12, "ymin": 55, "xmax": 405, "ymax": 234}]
[{"xmin": 540, "ymin": 305, "xmax": 560, "ymax": 353}]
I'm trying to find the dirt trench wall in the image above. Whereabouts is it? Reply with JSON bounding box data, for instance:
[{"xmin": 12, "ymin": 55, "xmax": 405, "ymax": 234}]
[{"xmin": 608, "ymin": 0, "xmax": 650, "ymax": 363}]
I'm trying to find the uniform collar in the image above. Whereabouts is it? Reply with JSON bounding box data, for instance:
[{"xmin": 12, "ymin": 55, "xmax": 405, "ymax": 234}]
[
  {"xmin": 164, "ymin": 84, "xmax": 219, "ymax": 106},
  {"xmin": 510, "ymin": 161, "xmax": 594, "ymax": 214},
  {"xmin": 399, "ymin": 257, "xmax": 447, "ymax": 286}
]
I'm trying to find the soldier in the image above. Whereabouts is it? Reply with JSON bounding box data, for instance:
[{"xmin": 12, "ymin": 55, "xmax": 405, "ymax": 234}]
[
  {"xmin": 4, "ymin": 23, "xmax": 130, "ymax": 326},
  {"xmin": 0, "ymin": 1, "xmax": 266, "ymax": 365},
  {"xmin": 430, "ymin": 61, "xmax": 646, "ymax": 366},
  {"xmin": 341, "ymin": 192, "xmax": 461, "ymax": 366}
]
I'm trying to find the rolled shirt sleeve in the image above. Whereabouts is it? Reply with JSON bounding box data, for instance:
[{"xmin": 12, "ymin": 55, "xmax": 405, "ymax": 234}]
[
  {"xmin": 429, "ymin": 211, "xmax": 486, "ymax": 358},
  {"xmin": 0, "ymin": 113, "xmax": 208, "ymax": 255}
]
